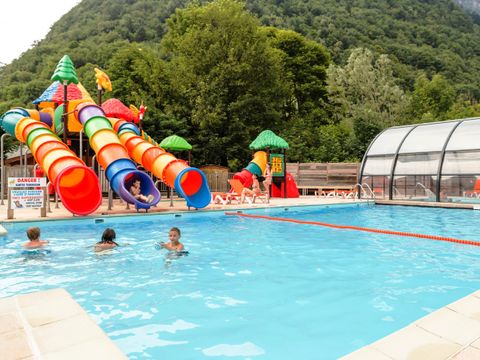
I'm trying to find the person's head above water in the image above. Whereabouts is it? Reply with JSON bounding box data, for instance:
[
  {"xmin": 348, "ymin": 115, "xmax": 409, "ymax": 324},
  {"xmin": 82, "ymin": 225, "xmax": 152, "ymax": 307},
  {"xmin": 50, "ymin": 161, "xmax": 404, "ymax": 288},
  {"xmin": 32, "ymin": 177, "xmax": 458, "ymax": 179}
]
[
  {"xmin": 26, "ymin": 227, "xmax": 40, "ymax": 241},
  {"xmin": 169, "ymin": 227, "xmax": 181, "ymax": 243},
  {"xmin": 101, "ymin": 228, "xmax": 116, "ymax": 243}
]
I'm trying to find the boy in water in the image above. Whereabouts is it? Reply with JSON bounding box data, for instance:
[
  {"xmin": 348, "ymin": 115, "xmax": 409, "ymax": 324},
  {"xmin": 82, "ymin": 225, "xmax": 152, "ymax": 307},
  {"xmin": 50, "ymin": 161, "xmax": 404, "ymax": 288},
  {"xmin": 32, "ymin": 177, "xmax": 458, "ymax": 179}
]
[
  {"xmin": 160, "ymin": 227, "xmax": 184, "ymax": 251},
  {"xmin": 22, "ymin": 227, "xmax": 49, "ymax": 249}
]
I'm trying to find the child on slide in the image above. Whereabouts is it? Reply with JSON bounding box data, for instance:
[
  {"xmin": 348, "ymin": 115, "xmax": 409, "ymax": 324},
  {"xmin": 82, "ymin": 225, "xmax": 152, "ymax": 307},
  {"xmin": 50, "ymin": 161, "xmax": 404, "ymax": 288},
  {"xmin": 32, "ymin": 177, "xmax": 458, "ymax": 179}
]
[{"xmin": 130, "ymin": 179, "xmax": 154, "ymax": 203}]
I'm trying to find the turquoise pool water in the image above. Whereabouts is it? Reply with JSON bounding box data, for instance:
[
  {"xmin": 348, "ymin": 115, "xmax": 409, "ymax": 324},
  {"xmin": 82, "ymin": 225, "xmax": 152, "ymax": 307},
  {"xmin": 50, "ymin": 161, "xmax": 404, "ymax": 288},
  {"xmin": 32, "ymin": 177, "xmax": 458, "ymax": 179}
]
[{"xmin": 1, "ymin": 204, "xmax": 480, "ymax": 359}]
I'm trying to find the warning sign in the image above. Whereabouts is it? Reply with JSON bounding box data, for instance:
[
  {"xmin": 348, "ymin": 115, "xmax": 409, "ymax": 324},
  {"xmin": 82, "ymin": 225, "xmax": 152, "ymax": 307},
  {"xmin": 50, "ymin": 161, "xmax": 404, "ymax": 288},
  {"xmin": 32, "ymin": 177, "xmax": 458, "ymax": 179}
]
[
  {"xmin": 11, "ymin": 190, "xmax": 44, "ymax": 209},
  {"xmin": 8, "ymin": 177, "xmax": 47, "ymax": 188}
]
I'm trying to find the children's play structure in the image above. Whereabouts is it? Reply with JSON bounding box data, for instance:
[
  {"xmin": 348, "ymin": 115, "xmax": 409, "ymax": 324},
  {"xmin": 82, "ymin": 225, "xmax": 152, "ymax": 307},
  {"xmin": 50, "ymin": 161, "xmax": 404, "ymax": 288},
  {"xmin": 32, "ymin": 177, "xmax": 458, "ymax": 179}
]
[
  {"xmin": 233, "ymin": 130, "xmax": 299, "ymax": 198},
  {"xmin": 0, "ymin": 56, "xmax": 211, "ymax": 215}
]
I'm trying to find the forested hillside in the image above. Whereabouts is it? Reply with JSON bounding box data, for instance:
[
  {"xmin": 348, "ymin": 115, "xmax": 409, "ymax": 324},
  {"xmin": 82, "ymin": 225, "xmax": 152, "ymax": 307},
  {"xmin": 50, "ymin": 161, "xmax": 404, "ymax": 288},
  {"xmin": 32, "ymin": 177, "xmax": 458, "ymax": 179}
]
[{"xmin": 1, "ymin": 0, "xmax": 480, "ymax": 168}]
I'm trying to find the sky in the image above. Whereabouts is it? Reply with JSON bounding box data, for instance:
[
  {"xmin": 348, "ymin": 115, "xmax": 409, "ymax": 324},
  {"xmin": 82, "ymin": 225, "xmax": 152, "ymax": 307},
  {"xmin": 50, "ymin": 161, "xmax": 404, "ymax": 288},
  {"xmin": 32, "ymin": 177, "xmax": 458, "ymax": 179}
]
[{"xmin": 0, "ymin": 0, "xmax": 81, "ymax": 65}]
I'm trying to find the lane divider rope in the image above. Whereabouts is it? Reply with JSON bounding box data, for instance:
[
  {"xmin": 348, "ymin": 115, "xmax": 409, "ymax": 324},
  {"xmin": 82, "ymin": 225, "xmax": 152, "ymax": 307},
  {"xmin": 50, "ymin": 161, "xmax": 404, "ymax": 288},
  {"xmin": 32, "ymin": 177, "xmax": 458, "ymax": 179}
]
[{"xmin": 224, "ymin": 212, "xmax": 480, "ymax": 247}]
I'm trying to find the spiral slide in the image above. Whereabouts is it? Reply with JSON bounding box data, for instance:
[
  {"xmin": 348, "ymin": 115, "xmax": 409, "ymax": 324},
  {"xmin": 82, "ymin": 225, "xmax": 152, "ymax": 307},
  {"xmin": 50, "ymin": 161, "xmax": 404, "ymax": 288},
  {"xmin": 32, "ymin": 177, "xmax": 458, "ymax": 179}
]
[
  {"xmin": 233, "ymin": 151, "xmax": 268, "ymax": 188},
  {"xmin": 70, "ymin": 102, "xmax": 161, "ymax": 210},
  {"xmin": 0, "ymin": 108, "xmax": 102, "ymax": 215},
  {"xmin": 105, "ymin": 117, "xmax": 211, "ymax": 209}
]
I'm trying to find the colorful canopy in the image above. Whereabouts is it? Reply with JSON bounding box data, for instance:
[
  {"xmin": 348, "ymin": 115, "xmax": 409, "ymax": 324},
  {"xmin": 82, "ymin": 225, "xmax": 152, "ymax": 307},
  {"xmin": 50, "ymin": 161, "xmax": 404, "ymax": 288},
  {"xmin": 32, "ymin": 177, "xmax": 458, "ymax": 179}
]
[
  {"xmin": 249, "ymin": 130, "xmax": 289, "ymax": 150},
  {"xmin": 101, "ymin": 98, "xmax": 136, "ymax": 122},
  {"xmin": 160, "ymin": 135, "xmax": 192, "ymax": 151},
  {"xmin": 33, "ymin": 81, "xmax": 92, "ymax": 105}
]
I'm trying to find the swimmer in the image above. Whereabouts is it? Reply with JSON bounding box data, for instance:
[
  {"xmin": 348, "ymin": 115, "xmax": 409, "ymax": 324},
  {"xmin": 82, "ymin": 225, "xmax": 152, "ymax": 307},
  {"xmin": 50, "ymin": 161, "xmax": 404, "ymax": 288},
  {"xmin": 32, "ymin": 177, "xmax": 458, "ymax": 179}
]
[
  {"xmin": 158, "ymin": 227, "xmax": 185, "ymax": 252},
  {"xmin": 95, "ymin": 228, "xmax": 119, "ymax": 252},
  {"xmin": 22, "ymin": 227, "xmax": 49, "ymax": 249}
]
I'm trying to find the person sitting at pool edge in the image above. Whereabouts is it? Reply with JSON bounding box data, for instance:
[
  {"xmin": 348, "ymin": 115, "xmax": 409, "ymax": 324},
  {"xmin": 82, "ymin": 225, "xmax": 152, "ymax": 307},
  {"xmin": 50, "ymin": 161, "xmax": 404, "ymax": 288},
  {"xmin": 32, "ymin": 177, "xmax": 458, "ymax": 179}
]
[
  {"xmin": 95, "ymin": 228, "xmax": 119, "ymax": 252},
  {"xmin": 23, "ymin": 227, "xmax": 49, "ymax": 249},
  {"xmin": 130, "ymin": 179, "xmax": 154, "ymax": 203},
  {"xmin": 160, "ymin": 227, "xmax": 184, "ymax": 252},
  {"xmin": 240, "ymin": 173, "xmax": 263, "ymax": 204}
]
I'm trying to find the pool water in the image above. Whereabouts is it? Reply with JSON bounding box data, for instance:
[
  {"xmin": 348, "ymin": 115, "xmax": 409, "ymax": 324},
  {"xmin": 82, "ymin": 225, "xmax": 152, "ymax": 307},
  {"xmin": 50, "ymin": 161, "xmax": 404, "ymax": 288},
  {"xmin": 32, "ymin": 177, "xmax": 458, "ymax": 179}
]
[{"xmin": 1, "ymin": 204, "xmax": 480, "ymax": 359}]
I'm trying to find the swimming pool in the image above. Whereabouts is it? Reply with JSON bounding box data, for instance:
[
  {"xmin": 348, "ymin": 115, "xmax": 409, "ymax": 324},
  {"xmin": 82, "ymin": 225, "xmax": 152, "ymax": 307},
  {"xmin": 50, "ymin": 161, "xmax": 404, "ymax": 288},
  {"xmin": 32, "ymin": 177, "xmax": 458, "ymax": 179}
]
[{"xmin": 1, "ymin": 204, "xmax": 480, "ymax": 359}]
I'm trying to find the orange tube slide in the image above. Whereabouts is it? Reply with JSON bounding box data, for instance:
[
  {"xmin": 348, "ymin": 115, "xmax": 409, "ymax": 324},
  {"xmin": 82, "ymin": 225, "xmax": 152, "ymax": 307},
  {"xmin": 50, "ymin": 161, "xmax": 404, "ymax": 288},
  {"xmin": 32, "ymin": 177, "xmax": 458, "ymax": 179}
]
[
  {"xmin": 119, "ymin": 131, "xmax": 188, "ymax": 189},
  {"xmin": 10, "ymin": 113, "xmax": 101, "ymax": 215}
]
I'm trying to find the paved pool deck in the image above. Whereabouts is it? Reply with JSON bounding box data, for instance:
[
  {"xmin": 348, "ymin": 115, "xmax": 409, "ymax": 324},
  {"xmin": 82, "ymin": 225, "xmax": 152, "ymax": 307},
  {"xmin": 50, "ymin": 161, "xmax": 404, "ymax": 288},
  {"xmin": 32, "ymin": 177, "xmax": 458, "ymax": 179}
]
[
  {"xmin": 0, "ymin": 195, "xmax": 364, "ymax": 222},
  {"xmin": 0, "ymin": 288, "xmax": 126, "ymax": 360},
  {"xmin": 341, "ymin": 290, "xmax": 480, "ymax": 360}
]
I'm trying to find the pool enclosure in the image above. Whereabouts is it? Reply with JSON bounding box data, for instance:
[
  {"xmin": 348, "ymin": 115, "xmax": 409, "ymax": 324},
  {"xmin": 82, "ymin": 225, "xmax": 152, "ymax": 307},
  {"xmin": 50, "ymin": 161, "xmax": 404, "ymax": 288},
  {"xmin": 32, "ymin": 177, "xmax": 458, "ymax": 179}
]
[{"xmin": 359, "ymin": 118, "xmax": 480, "ymax": 203}]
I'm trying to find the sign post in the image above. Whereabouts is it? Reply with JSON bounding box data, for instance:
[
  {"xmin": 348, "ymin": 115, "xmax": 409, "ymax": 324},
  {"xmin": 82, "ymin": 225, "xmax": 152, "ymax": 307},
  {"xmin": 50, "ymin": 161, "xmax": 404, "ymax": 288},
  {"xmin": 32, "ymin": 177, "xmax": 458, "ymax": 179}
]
[{"xmin": 7, "ymin": 177, "xmax": 47, "ymax": 219}]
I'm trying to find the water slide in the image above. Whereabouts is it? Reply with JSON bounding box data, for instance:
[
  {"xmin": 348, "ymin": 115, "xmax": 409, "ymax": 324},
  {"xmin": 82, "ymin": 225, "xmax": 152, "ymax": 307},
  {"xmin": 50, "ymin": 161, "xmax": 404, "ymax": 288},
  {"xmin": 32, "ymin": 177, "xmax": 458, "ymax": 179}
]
[
  {"xmin": 105, "ymin": 116, "xmax": 211, "ymax": 209},
  {"xmin": 68, "ymin": 102, "xmax": 161, "ymax": 210},
  {"xmin": 233, "ymin": 151, "xmax": 299, "ymax": 197},
  {"xmin": 0, "ymin": 108, "xmax": 102, "ymax": 215},
  {"xmin": 233, "ymin": 151, "xmax": 268, "ymax": 188},
  {"xmin": 271, "ymin": 173, "xmax": 300, "ymax": 198}
]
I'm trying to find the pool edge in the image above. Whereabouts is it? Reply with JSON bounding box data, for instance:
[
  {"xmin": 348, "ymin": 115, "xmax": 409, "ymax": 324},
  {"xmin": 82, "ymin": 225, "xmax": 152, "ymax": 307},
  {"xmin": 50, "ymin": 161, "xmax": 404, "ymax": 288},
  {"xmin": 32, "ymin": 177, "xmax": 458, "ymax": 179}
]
[
  {"xmin": 0, "ymin": 288, "xmax": 127, "ymax": 359},
  {"xmin": 340, "ymin": 289, "xmax": 480, "ymax": 360}
]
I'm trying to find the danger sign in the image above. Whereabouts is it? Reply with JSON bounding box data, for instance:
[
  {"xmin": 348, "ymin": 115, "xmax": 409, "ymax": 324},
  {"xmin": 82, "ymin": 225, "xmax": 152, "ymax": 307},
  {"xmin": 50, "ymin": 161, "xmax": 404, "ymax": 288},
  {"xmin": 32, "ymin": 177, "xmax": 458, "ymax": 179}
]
[{"xmin": 8, "ymin": 177, "xmax": 47, "ymax": 188}]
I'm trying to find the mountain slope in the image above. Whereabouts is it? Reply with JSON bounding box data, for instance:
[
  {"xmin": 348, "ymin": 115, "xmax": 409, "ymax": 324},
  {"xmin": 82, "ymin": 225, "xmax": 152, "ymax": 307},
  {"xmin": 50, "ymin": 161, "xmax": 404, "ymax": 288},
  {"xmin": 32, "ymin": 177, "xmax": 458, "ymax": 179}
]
[{"xmin": 248, "ymin": 0, "xmax": 480, "ymax": 92}]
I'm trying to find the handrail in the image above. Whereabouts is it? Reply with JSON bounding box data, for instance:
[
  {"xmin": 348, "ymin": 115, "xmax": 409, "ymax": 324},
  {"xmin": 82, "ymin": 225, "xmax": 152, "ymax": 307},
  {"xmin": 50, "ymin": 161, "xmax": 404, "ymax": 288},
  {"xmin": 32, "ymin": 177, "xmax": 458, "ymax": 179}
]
[
  {"xmin": 416, "ymin": 182, "xmax": 436, "ymax": 198},
  {"xmin": 46, "ymin": 181, "xmax": 52, "ymax": 213},
  {"xmin": 361, "ymin": 183, "xmax": 376, "ymax": 198},
  {"xmin": 352, "ymin": 183, "xmax": 375, "ymax": 199},
  {"xmin": 1, "ymin": 133, "xmax": 11, "ymax": 205},
  {"xmin": 392, "ymin": 186, "xmax": 401, "ymax": 196},
  {"xmin": 155, "ymin": 179, "xmax": 173, "ymax": 207},
  {"xmin": 23, "ymin": 148, "xmax": 30, "ymax": 176}
]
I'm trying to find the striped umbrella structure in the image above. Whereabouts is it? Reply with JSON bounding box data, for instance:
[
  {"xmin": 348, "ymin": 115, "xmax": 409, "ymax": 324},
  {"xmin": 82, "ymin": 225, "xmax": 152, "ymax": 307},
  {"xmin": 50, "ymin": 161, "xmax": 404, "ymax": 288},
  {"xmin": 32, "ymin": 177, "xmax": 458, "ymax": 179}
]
[{"xmin": 33, "ymin": 81, "xmax": 93, "ymax": 105}]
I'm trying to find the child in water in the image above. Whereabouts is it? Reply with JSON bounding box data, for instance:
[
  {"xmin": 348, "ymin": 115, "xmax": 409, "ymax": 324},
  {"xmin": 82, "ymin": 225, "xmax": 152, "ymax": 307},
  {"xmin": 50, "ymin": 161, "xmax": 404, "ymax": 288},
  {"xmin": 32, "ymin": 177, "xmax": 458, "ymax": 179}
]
[
  {"xmin": 95, "ymin": 228, "xmax": 119, "ymax": 252},
  {"xmin": 22, "ymin": 227, "xmax": 49, "ymax": 249},
  {"xmin": 160, "ymin": 227, "xmax": 185, "ymax": 251}
]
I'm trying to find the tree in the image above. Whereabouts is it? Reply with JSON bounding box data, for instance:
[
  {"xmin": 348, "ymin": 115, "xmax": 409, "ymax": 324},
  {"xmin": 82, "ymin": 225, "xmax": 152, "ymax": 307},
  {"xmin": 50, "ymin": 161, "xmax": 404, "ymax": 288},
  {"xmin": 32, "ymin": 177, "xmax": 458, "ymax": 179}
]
[
  {"xmin": 261, "ymin": 27, "xmax": 340, "ymax": 163},
  {"xmin": 263, "ymin": 27, "xmax": 331, "ymax": 121},
  {"xmin": 161, "ymin": 0, "xmax": 288, "ymax": 168},
  {"xmin": 107, "ymin": 45, "xmax": 182, "ymax": 142},
  {"xmin": 327, "ymin": 48, "xmax": 407, "ymax": 158},
  {"xmin": 407, "ymin": 73, "xmax": 456, "ymax": 122}
]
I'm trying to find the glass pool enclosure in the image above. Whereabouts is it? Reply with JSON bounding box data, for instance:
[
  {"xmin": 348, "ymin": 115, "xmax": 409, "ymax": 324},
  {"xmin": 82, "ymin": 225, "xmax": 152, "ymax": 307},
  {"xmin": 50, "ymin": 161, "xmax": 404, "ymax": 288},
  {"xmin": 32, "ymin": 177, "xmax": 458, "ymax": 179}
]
[{"xmin": 359, "ymin": 117, "xmax": 480, "ymax": 204}]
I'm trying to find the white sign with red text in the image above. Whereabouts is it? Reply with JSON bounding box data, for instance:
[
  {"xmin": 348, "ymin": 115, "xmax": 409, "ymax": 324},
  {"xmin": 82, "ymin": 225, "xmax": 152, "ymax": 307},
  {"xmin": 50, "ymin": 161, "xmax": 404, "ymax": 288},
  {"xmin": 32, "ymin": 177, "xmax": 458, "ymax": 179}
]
[
  {"xmin": 11, "ymin": 190, "xmax": 44, "ymax": 209},
  {"xmin": 8, "ymin": 177, "xmax": 47, "ymax": 188}
]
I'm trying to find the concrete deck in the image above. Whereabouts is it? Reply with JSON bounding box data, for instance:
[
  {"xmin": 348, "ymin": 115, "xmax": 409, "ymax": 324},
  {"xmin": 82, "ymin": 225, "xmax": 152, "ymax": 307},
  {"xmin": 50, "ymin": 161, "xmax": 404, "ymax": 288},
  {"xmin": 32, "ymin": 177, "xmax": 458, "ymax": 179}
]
[
  {"xmin": 0, "ymin": 195, "xmax": 365, "ymax": 223},
  {"xmin": 375, "ymin": 199, "xmax": 480, "ymax": 210},
  {"xmin": 341, "ymin": 290, "xmax": 480, "ymax": 360},
  {"xmin": 0, "ymin": 288, "xmax": 126, "ymax": 360}
]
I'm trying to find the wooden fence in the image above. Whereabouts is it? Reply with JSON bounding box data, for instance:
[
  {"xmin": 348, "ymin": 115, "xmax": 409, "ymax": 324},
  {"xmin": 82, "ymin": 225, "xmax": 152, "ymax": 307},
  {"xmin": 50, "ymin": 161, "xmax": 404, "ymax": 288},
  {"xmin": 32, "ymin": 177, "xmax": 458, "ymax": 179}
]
[{"xmin": 287, "ymin": 162, "xmax": 360, "ymax": 194}]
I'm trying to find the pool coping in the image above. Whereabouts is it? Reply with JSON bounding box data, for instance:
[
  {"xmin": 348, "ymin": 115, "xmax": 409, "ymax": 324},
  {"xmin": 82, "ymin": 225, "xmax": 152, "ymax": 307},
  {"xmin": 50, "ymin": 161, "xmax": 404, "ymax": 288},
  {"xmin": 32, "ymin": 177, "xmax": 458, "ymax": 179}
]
[
  {"xmin": 341, "ymin": 289, "xmax": 480, "ymax": 360},
  {"xmin": 375, "ymin": 199, "xmax": 480, "ymax": 210},
  {"xmin": 0, "ymin": 198, "xmax": 371, "ymax": 225},
  {"xmin": 0, "ymin": 288, "xmax": 127, "ymax": 359}
]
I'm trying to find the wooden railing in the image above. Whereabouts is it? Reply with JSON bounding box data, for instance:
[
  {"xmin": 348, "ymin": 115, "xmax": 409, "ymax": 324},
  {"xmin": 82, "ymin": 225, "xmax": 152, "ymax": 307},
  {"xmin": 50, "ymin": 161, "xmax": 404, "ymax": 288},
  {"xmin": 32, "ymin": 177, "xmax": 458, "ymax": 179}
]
[{"xmin": 287, "ymin": 162, "xmax": 360, "ymax": 195}]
